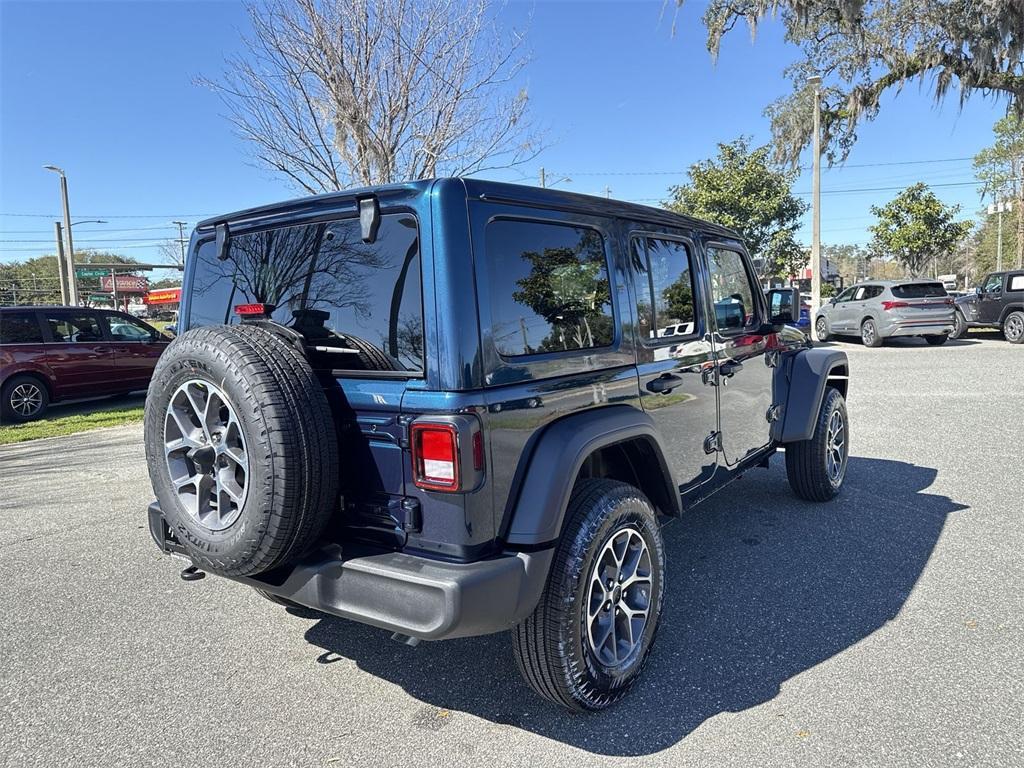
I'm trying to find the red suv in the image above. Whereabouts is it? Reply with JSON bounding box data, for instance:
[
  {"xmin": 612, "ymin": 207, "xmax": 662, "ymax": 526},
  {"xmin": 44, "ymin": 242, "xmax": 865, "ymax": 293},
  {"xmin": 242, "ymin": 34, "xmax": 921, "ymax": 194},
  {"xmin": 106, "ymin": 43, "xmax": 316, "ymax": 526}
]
[{"xmin": 0, "ymin": 306, "xmax": 171, "ymax": 423}]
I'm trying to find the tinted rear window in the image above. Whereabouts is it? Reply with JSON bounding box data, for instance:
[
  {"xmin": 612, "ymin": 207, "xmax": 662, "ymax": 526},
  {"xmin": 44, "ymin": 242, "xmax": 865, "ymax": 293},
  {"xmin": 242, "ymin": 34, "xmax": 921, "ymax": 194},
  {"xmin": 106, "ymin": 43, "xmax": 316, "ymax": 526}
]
[
  {"xmin": 0, "ymin": 312, "xmax": 43, "ymax": 344},
  {"xmin": 485, "ymin": 219, "xmax": 614, "ymax": 357},
  {"xmin": 187, "ymin": 213, "xmax": 424, "ymax": 373},
  {"xmin": 890, "ymin": 283, "xmax": 947, "ymax": 299}
]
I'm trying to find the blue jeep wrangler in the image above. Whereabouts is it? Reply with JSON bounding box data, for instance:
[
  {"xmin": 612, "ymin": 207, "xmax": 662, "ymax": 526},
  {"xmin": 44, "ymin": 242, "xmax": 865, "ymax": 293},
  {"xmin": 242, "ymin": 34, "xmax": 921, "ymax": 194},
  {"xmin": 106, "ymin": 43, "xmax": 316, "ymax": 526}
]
[{"xmin": 144, "ymin": 179, "xmax": 850, "ymax": 711}]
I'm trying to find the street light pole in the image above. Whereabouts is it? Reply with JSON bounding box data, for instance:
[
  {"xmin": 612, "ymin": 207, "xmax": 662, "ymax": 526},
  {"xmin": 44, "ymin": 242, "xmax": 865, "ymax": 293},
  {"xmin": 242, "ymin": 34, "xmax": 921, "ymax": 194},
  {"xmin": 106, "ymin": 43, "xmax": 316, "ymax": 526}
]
[
  {"xmin": 43, "ymin": 165, "xmax": 80, "ymax": 305},
  {"xmin": 808, "ymin": 75, "xmax": 823, "ymax": 340},
  {"xmin": 53, "ymin": 221, "xmax": 69, "ymax": 305}
]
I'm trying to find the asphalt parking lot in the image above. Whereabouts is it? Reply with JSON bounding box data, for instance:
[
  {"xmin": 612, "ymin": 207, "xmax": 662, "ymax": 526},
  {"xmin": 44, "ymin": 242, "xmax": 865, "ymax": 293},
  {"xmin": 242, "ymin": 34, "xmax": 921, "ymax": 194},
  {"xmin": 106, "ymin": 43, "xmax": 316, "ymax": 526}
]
[{"xmin": 1, "ymin": 334, "xmax": 1022, "ymax": 768}]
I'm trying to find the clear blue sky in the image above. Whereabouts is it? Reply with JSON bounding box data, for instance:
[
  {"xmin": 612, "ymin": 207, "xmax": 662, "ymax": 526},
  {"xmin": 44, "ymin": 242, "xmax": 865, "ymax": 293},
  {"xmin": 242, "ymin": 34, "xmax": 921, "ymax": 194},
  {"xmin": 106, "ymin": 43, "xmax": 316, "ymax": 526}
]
[{"xmin": 0, "ymin": 0, "xmax": 1007, "ymax": 273}]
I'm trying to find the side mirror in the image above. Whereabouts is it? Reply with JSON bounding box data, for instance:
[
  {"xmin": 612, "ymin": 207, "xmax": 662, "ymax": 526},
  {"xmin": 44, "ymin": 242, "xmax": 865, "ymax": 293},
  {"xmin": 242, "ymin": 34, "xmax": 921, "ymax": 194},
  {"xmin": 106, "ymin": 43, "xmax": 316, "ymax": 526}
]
[
  {"xmin": 766, "ymin": 287, "xmax": 800, "ymax": 325},
  {"xmin": 975, "ymin": 285, "xmax": 983, "ymax": 295}
]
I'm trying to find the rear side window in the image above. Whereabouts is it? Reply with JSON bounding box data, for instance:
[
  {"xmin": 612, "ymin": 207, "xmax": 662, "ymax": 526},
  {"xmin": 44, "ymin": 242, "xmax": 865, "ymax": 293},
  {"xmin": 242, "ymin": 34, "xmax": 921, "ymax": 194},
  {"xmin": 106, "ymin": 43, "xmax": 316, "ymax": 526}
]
[
  {"xmin": 891, "ymin": 283, "xmax": 946, "ymax": 299},
  {"xmin": 631, "ymin": 237, "xmax": 697, "ymax": 343},
  {"xmin": 0, "ymin": 312, "xmax": 43, "ymax": 344},
  {"xmin": 46, "ymin": 313, "xmax": 102, "ymax": 342},
  {"xmin": 187, "ymin": 213, "xmax": 424, "ymax": 373},
  {"xmin": 1010, "ymin": 275, "xmax": 1024, "ymax": 291},
  {"xmin": 485, "ymin": 219, "xmax": 614, "ymax": 357}
]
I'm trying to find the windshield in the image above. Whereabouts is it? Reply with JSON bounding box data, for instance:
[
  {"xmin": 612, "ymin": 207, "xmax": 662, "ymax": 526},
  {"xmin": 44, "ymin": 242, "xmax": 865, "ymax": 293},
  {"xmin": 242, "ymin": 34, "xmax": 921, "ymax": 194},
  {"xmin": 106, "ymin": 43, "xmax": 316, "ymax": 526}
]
[
  {"xmin": 890, "ymin": 283, "xmax": 946, "ymax": 299},
  {"xmin": 186, "ymin": 213, "xmax": 423, "ymax": 373}
]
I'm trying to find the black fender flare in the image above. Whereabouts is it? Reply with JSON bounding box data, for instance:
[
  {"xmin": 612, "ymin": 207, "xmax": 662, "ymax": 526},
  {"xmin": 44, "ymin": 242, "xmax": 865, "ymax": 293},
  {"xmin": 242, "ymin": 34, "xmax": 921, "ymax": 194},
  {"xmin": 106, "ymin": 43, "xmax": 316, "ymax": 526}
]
[
  {"xmin": 774, "ymin": 348, "xmax": 849, "ymax": 443},
  {"xmin": 504, "ymin": 405, "xmax": 681, "ymax": 548},
  {"xmin": 998, "ymin": 303, "xmax": 1024, "ymax": 324}
]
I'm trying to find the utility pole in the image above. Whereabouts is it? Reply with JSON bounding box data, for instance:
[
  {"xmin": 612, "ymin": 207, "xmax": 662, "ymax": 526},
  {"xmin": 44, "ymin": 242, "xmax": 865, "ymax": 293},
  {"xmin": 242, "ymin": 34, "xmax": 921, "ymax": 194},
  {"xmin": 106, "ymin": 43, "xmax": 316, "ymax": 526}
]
[
  {"xmin": 603, "ymin": 186, "xmax": 612, "ymax": 199},
  {"xmin": 110, "ymin": 268, "xmax": 118, "ymax": 311},
  {"xmin": 989, "ymin": 201, "xmax": 1012, "ymax": 272},
  {"xmin": 172, "ymin": 221, "xmax": 188, "ymax": 266},
  {"xmin": 808, "ymin": 75, "xmax": 823, "ymax": 340},
  {"xmin": 539, "ymin": 167, "xmax": 546, "ymax": 188},
  {"xmin": 53, "ymin": 221, "xmax": 69, "ymax": 305},
  {"xmin": 43, "ymin": 165, "xmax": 80, "ymax": 305}
]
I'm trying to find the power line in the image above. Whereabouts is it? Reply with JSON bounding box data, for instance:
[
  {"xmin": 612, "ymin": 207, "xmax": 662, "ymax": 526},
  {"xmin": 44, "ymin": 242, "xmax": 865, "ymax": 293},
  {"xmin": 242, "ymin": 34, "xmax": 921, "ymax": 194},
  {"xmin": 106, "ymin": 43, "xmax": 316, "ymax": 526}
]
[
  {"xmin": 0, "ymin": 237, "xmax": 176, "ymax": 244},
  {"xmin": 545, "ymin": 156, "xmax": 975, "ymax": 178},
  {"xmin": 0, "ymin": 212, "xmax": 212, "ymax": 219},
  {"xmin": 0, "ymin": 224, "xmax": 182, "ymax": 235}
]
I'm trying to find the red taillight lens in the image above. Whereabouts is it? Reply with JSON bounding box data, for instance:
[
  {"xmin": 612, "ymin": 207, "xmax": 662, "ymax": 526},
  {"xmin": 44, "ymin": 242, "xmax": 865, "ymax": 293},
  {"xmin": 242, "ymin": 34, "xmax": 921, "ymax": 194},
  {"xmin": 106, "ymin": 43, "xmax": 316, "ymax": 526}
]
[
  {"xmin": 411, "ymin": 424, "xmax": 459, "ymax": 491},
  {"xmin": 234, "ymin": 303, "xmax": 268, "ymax": 316},
  {"xmin": 881, "ymin": 300, "xmax": 909, "ymax": 311}
]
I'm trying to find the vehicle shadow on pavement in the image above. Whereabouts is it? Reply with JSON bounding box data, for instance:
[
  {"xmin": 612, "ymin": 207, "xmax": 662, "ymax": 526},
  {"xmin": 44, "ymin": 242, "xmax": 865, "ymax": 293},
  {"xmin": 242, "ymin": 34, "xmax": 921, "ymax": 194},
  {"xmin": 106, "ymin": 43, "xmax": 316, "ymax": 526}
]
[{"xmin": 302, "ymin": 456, "xmax": 967, "ymax": 756}]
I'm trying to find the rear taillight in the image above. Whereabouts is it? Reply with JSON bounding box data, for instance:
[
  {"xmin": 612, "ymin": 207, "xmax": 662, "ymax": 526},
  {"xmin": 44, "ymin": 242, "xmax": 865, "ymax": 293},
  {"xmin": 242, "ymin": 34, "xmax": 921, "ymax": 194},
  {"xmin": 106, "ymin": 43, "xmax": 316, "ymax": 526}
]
[
  {"xmin": 234, "ymin": 303, "xmax": 269, "ymax": 317},
  {"xmin": 411, "ymin": 424, "xmax": 459, "ymax": 491},
  {"xmin": 881, "ymin": 300, "xmax": 909, "ymax": 311}
]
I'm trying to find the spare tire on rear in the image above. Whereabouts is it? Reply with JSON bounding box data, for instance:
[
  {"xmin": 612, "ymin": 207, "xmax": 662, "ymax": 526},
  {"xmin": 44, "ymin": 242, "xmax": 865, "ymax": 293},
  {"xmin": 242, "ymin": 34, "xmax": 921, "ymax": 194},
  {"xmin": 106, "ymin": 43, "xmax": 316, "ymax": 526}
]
[{"xmin": 144, "ymin": 324, "xmax": 339, "ymax": 577}]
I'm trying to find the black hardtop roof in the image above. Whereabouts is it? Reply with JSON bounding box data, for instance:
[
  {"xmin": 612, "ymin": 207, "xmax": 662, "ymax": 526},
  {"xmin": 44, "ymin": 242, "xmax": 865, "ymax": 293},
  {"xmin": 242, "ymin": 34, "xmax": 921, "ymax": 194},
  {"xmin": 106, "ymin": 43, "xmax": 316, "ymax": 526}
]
[{"xmin": 196, "ymin": 177, "xmax": 741, "ymax": 241}]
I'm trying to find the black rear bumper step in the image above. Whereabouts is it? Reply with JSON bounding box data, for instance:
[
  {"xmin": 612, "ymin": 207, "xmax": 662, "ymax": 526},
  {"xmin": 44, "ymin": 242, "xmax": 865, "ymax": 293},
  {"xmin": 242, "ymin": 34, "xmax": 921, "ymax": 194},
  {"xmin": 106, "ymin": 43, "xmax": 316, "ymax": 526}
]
[{"xmin": 147, "ymin": 502, "xmax": 553, "ymax": 641}]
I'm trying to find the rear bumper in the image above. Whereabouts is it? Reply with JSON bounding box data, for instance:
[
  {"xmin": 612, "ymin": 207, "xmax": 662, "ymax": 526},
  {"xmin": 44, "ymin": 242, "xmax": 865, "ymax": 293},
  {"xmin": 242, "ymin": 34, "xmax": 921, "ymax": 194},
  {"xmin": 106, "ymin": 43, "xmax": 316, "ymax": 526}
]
[
  {"xmin": 148, "ymin": 503, "xmax": 553, "ymax": 641},
  {"xmin": 882, "ymin": 320, "xmax": 954, "ymax": 337}
]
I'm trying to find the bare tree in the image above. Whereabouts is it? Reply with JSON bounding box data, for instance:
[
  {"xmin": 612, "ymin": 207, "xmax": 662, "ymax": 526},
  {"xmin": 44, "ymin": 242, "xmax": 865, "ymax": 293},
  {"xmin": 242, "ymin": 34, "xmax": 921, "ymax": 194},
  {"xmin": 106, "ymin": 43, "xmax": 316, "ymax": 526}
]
[{"xmin": 202, "ymin": 0, "xmax": 540, "ymax": 193}]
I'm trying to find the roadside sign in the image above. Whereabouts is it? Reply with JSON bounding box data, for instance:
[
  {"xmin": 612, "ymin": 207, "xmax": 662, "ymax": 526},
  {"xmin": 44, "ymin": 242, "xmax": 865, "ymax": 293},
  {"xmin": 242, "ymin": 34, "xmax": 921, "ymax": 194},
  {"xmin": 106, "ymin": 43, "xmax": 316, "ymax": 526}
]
[{"xmin": 76, "ymin": 268, "xmax": 109, "ymax": 278}]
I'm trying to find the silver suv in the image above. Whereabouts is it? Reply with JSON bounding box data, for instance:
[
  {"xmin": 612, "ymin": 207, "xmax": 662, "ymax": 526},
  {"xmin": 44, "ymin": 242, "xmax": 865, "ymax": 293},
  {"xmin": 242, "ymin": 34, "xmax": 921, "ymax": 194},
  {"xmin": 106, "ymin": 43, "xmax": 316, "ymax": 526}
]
[{"xmin": 815, "ymin": 280, "xmax": 955, "ymax": 347}]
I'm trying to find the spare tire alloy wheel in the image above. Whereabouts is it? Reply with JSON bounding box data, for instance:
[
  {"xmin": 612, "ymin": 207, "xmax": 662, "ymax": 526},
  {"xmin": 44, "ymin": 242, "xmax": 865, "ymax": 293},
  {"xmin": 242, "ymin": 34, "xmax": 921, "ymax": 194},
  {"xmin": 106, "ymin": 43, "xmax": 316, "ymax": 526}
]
[
  {"xmin": 164, "ymin": 380, "xmax": 248, "ymax": 531},
  {"xmin": 144, "ymin": 325, "xmax": 338, "ymax": 577}
]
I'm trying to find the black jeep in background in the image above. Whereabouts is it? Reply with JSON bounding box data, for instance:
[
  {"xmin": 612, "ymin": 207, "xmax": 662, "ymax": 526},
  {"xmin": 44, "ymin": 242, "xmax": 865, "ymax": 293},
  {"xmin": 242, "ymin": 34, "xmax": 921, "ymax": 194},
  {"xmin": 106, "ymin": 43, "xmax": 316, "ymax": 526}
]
[
  {"xmin": 144, "ymin": 179, "xmax": 850, "ymax": 711},
  {"xmin": 951, "ymin": 269, "xmax": 1024, "ymax": 343}
]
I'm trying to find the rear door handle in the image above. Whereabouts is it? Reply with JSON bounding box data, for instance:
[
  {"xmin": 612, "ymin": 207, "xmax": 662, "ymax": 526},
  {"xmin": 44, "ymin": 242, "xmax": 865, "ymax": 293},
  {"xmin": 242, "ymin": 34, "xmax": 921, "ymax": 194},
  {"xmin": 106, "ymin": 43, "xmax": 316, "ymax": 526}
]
[
  {"xmin": 720, "ymin": 359, "xmax": 743, "ymax": 377},
  {"xmin": 646, "ymin": 373, "xmax": 682, "ymax": 394}
]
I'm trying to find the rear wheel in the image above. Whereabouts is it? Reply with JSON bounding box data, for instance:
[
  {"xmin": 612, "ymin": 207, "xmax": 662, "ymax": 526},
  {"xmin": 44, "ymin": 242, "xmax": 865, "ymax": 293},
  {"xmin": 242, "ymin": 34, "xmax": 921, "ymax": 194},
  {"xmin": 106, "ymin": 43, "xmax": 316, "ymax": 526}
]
[
  {"xmin": 925, "ymin": 334, "xmax": 948, "ymax": 346},
  {"xmin": 785, "ymin": 387, "xmax": 848, "ymax": 502},
  {"xmin": 860, "ymin": 318, "xmax": 883, "ymax": 348},
  {"xmin": 950, "ymin": 310, "xmax": 968, "ymax": 339},
  {"xmin": 1, "ymin": 375, "xmax": 49, "ymax": 423},
  {"xmin": 1003, "ymin": 311, "xmax": 1024, "ymax": 344},
  {"xmin": 512, "ymin": 479, "xmax": 665, "ymax": 712}
]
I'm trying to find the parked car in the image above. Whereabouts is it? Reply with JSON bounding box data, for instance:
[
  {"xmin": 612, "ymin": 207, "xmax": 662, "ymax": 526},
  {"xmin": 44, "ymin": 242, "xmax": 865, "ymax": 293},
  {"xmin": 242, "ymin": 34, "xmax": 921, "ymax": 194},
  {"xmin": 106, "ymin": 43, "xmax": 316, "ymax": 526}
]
[
  {"xmin": 144, "ymin": 179, "xmax": 850, "ymax": 712},
  {"xmin": 0, "ymin": 306, "xmax": 170, "ymax": 422},
  {"xmin": 951, "ymin": 270, "xmax": 1024, "ymax": 343},
  {"xmin": 814, "ymin": 280, "xmax": 955, "ymax": 347}
]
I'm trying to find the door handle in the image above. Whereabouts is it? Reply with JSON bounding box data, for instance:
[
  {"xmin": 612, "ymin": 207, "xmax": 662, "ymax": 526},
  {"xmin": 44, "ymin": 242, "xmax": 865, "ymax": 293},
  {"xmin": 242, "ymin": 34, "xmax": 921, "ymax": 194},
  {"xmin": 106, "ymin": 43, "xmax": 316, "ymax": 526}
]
[
  {"xmin": 719, "ymin": 359, "xmax": 743, "ymax": 377},
  {"xmin": 646, "ymin": 373, "xmax": 682, "ymax": 394}
]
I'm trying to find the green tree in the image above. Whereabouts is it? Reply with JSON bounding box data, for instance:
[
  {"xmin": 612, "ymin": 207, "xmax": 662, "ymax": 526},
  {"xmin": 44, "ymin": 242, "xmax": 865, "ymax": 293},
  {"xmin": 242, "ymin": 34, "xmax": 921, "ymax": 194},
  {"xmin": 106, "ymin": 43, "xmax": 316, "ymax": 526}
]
[
  {"xmin": 0, "ymin": 251, "xmax": 143, "ymax": 306},
  {"xmin": 970, "ymin": 214, "xmax": 1019, "ymax": 280},
  {"xmin": 974, "ymin": 115, "xmax": 1024, "ymax": 270},
  {"xmin": 662, "ymin": 274, "xmax": 693, "ymax": 323},
  {"xmin": 675, "ymin": 1, "xmax": 1024, "ymax": 165},
  {"xmin": 512, "ymin": 233, "xmax": 611, "ymax": 353},
  {"xmin": 868, "ymin": 184, "xmax": 971, "ymax": 277},
  {"xmin": 666, "ymin": 137, "xmax": 808, "ymax": 280}
]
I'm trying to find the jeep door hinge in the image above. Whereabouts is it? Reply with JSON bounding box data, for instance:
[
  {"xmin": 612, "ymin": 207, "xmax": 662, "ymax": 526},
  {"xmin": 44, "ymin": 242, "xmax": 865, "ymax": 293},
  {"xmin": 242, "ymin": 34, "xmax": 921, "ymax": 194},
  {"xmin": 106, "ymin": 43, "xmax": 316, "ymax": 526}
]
[
  {"xmin": 401, "ymin": 497, "xmax": 422, "ymax": 533},
  {"xmin": 397, "ymin": 414, "xmax": 413, "ymax": 449},
  {"xmin": 703, "ymin": 431, "xmax": 722, "ymax": 454},
  {"xmin": 766, "ymin": 404, "xmax": 783, "ymax": 423}
]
